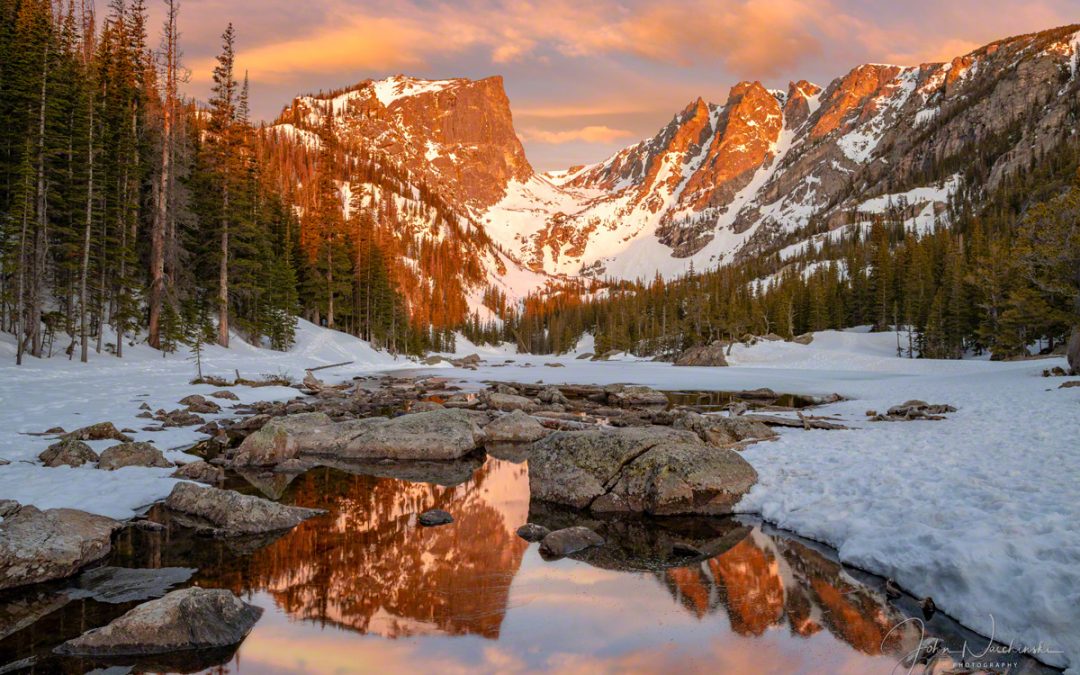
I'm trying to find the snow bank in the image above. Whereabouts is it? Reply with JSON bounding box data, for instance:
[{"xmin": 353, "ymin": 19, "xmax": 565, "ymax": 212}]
[{"xmin": 0, "ymin": 320, "xmax": 411, "ymax": 519}]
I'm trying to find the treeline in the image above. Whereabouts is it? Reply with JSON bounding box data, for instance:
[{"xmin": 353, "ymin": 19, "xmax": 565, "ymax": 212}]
[
  {"xmin": 0, "ymin": 0, "xmax": 437, "ymax": 365},
  {"xmin": 503, "ymin": 133, "xmax": 1080, "ymax": 359}
]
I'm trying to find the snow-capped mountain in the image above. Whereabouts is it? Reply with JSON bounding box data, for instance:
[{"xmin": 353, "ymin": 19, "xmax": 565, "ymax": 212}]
[{"xmin": 269, "ymin": 24, "xmax": 1080, "ymax": 307}]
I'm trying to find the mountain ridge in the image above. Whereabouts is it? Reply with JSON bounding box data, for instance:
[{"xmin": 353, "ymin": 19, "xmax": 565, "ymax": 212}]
[{"xmin": 266, "ymin": 23, "xmax": 1080, "ymax": 320}]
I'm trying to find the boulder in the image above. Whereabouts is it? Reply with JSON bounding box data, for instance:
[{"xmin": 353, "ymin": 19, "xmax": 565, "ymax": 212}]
[
  {"xmin": 1069, "ymin": 327, "xmax": 1080, "ymax": 374},
  {"xmin": 164, "ymin": 482, "xmax": 325, "ymax": 535},
  {"xmin": 0, "ymin": 499, "xmax": 19, "ymax": 518},
  {"xmin": 160, "ymin": 409, "xmax": 206, "ymax": 427},
  {"xmin": 529, "ymin": 426, "xmax": 757, "ymax": 516},
  {"xmin": 793, "ymin": 333, "xmax": 814, "ymax": 345},
  {"xmin": 39, "ymin": 439, "xmax": 99, "ymax": 467},
  {"xmin": 674, "ymin": 341, "xmax": 729, "ymax": 367},
  {"xmin": 63, "ymin": 421, "xmax": 132, "ymax": 443},
  {"xmin": 483, "ymin": 391, "xmax": 537, "ymax": 412},
  {"xmin": 515, "ymin": 523, "xmax": 550, "ymax": 542},
  {"xmin": 171, "ymin": 461, "xmax": 225, "ymax": 485},
  {"xmin": 55, "ymin": 587, "xmax": 262, "ymax": 656},
  {"xmin": 538, "ymin": 386, "xmax": 570, "ymax": 405},
  {"xmin": 98, "ymin": 442, "xmax": 174, "ymax": 470},
  {"xmin": 408, "ymin": 400, "xmax": 445, "ymax": 413},
  {"xmin": 539, "ymin": 526, "xmax": 605, "ymax": 557},
  {"xmin": 210, "ymin": 390, "xmax": 239, "ymax": 401},
  {"xmin": 673, "ymin": 411, "xmax": 777, "ymax": 446},
  {"xmin": 0, "ymin": 506, "xmax": 120, "ymax": 590},
  {"xmin": 603, "ymin": 384, "xmax": 669, "ymax": 408},
  {"xmin": 337, "ymin": 409, "xmax": 484, "ymax": 460},
  {"xmin": 230, "ymin": 412, "xmax": 335, "ymax": 466},
  {"xmin": 418, "ymin": 509, "xmax": 454, "ymax": 527},
  {"xmin": 483, "ymin": 410, "xmax": 549, "ymax": 443},
  {"xmin": 186, "ymin": 398, "xmax": 222, "ymax": 414}
]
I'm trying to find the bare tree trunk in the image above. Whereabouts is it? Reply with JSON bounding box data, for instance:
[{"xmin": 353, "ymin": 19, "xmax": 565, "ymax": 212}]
[
  {"xmin": 15, "ymin": 192, "xmax": 29, "ymax": 366},
  {"xmin": 218, "ymin": 183, "xmax": 229, "ymax": 347},
  {"xmin": 30, "ymin": 47, "xmax": 50, "ymax": 359},
  {"xmin": 80, "ymin": 93, "xmax": 94, "ymax": 363},
  {"xmin": 148, "ymin": 9, "xmax": 173, "ymax": 349}
]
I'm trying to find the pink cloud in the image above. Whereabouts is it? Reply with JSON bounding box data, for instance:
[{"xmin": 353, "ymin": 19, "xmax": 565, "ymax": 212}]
[{"xmin": 521, "ymin": 125, "xmax": 636, "ymax": 144}]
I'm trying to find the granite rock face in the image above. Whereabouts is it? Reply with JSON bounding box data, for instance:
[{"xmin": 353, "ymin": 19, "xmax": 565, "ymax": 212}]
[{"xmin": 0, "ymin": 506, "xmax": 121, "ymax": 590}]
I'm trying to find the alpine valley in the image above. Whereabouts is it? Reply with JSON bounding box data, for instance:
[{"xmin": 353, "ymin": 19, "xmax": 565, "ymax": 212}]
[{"xmin": 265, "ymin": 24, "xmax": 1080, "ymax": 324}]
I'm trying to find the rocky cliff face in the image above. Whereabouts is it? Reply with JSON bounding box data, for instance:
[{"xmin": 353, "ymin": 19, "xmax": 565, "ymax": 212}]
[
  {"xmin": 480, "ymin": 24, "xmax": 1080, "ymax": 282},
  {"xmin": 277, "ymin": 75, "xmax": 532, "ymax": 211}
]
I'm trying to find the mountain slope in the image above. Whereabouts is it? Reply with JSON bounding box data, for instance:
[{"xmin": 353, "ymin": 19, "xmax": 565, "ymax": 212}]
[{"xmin": 267, "ymin": 25, "xmax": 1080, "ymax": 308}]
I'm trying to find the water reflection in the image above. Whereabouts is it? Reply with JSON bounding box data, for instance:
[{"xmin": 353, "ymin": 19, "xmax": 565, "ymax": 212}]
[{"xmin": 0, "ymin": 456, "xmax": 1057, "ymax": 674}]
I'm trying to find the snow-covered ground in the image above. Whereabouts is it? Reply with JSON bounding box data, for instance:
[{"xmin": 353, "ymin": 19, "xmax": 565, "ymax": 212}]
[
  {"xmin": 1, "ymin": 324, "xmax": 1077, "ymax": 670},
  {"xmin": 0, "ymin": 320, "xmax": 414, "ymax": 519}
]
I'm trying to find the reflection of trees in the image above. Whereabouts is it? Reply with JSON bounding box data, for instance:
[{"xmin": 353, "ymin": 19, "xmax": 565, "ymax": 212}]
[
  {"xmin": 135, "ymin": 459, "xmax": 529, "ymax": 640},
  {"xmin": 662, "ymin": 531, "xmax": 921, "ymax": 656}
]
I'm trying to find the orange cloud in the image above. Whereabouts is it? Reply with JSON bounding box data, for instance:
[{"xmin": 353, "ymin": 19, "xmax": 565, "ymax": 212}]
[{"xmin": 521, "ymin": 125, "xmax": 636, "ymax": 144}]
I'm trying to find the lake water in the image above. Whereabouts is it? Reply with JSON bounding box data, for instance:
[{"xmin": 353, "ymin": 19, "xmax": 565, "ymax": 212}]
[{"xmin": 0, "ymin": 455, "xmax": 1055, "ymax": 674}]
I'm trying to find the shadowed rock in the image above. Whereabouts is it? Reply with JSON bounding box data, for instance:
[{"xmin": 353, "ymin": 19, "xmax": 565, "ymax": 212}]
[
  {"xmin": 539, "ymin": 526, "xmax": 605, "ymax": 557},
  {"xmin": 0, "ymin": 506, "xmax": 121, "ymax": 590},
  {"xmin": 55, "ymin": 587, "xmax": 262, "ymax": 656},
  {"xmin": 67, "ymin": 566, "xmax": 195, "ymax": 604},
  {"xmin": 164, "ymin": 483, "xmax": 325, "ymax": 535},
  {"xmin": 673, "ymin": 411, "xmax": 777, "ymax": 446},
  {"xmin": 39, "ymin": 439, "xmax": 99, "ymax": 467},
  {"xmin": 98, "ymin": 442, "xmax": 174, "ymax": 470},
  {"xmin": 674, "ymin": 341, "xmax": 729, "ymax": 367}
]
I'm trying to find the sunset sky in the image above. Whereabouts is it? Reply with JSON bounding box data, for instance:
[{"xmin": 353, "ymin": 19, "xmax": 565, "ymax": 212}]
[{"xmin": 125, "ymin": 0, "xmax": 1078, "ymax": 170}]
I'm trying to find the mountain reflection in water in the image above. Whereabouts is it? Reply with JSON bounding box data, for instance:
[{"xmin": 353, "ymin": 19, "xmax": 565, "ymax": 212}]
[{"xmin": 2, "ymin": 456, "xmax": 1047, "ymax": 674}]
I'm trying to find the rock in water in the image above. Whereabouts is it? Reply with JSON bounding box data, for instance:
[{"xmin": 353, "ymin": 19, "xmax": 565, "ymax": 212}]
[
  {"xmin": 164, "ymin": 483, "xmax": 325, "ymax": 535},
  {"xmin": 63, "ymin": 422, "xmax": 132, "ymax": 442},
  {"xmin": 98, "ymin": 442, "xmax": 174, "ymax": 470},
  {"xmin": 1069, "ymin": 327, "xmax": 1080, "ymax": 374},
  {"xmin": 0, "ymin": 506, "xmax": 120, "ymax": 590},
  {"xmin": 39, "ymin": 439, "xmax": 99, "ymax": 467},
  {"xmin": 67, "ymin": 567, "xmax": 195, "ymax": 604},
  {"xmin": 171, "ymin": 461, "xmax": 225, "ymax": 485},
  {"xmin": 418, "ymin": 509, "xmax": 454, "ymax": 527},
  {"xmin": 529, "ymin": 427, "xmax": 757, "ymax": 516},
  {"xmin": 483, "ymin": 392, "xmax": 537, "ymax": 412},
  {"xmin": 55, "ymin": 587, "xmax": 262, "ymax": 656},
  {"xmin": 339, "ymin": 409, "xmax": 484, "ymax": 460},
  {"xmin": 539, "ymin": 526, "xmax": 605, "ymax": 557},
  {"xmin": 674, "ymin": 341, "xmax": 729, "ymax": 367},
  {"xmin": 603, "ymin": 384, "xmax": 669, "ymax": 408},
  {"xmin": 516, "ymin": 523, "xmax": 550, "ymax": 542},
  {"xmin": 483, "ymin": 410, "xmax": 549, "ymax": 443},
  {"xmin": 230, "ymin": 412, "xmax": 334, "ymax": 466}
]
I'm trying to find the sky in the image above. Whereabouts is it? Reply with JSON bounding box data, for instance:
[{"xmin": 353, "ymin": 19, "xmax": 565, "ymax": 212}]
[{"xmin": 122, "ymin": 0, "xmax": 1079, "ymax": 171}]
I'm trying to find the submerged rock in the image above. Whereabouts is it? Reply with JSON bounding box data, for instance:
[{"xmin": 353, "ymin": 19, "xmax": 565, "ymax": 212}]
[
  {"xmin": 171, "ymin": 461, "xmax": 225, "ymax": 485},
  {"xmin": 483, "ymin": 410, "xmax": 549, "ymax": 443},
  {"xmin": 418, "ymin": 509, "xmax": 454, "ymax": 527},
  {"xmin": 55, "ymin": 587, "xmax": 262, "ymax": 656},
  {"xmin": 67, "ymin": 566, "xmax": 195, "ymax": 604},
  {"xmin": 515, "ymin": 523, "xmax": 550, "ymax": 542},
  {"xmin": 674, "ymin": 341, "xmax": 729, "ymax": 367},
  {"xmin": 0, "ymin": 506, "xmax": 120, "ymax": 590},
  {"xmin": 39, "ymin": 439, "xmax": 99, "ymax": 467},
  {"xmin": 529, "ymin": 426, "xmax": 757, "ymax": 516},
  {"xmin": 539, "ymin": 526, "xmax": 605, "ymax": 557},
  {"xmin": 98, "ymin": 442, "xmax": 174, "ymax": 470},
  {"xmin": 164, "ymin": 482, "xmax": 325, "ymax": 535}
]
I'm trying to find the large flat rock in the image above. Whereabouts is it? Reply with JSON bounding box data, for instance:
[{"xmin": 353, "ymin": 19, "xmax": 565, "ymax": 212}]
[
  {"xmin": 336, "ymin": 409, "xmax": 484, "ymax": 460},
  {"xmin": 164, "ymin": 483, "xmax": 325, "ymax": 535},
  {"xmin": 55, "ymin": 587, "xmax": 262, "ymax": 656},
  {"xmin": 529, "ymin": 426, "xmax": 757, "ymax": 516},
  {"xmin": 0, "ymin": 505, "xmax": 121, "ymax": 590}
]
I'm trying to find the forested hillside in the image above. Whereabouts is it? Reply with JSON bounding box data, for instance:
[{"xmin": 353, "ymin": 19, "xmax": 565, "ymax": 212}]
[
  {"xmin": 0, "ymin": 0, "xmax": 443, "ymax": 365},
  {"xmin": 506, "ymin": 139, "xmax": 1080, "ymax": 359}
]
